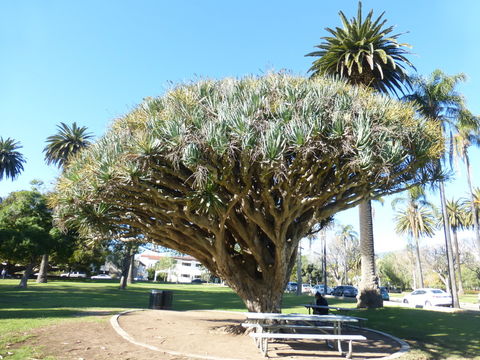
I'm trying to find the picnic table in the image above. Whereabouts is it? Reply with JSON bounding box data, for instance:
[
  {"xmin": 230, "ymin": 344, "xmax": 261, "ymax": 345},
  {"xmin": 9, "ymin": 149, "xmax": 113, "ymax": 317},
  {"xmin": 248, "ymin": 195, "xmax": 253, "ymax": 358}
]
[{"xmin": 242, "ymin": 312, "xmax": 366, "ymax": 358}]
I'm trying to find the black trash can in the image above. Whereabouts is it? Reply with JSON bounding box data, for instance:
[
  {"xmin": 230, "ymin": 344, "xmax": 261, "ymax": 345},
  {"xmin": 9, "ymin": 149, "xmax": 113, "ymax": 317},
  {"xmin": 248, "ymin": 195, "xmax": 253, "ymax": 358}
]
[{"xmin": 149, "ymin": 290, "xmax": 173, "ymax": 310}]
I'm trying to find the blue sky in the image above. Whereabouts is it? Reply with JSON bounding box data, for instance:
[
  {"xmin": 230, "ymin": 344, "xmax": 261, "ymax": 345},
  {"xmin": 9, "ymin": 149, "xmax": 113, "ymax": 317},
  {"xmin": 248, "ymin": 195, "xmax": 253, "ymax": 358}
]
[{"xmin": 1, "ymin": 1, "xmax": 479, "ymax": 252}]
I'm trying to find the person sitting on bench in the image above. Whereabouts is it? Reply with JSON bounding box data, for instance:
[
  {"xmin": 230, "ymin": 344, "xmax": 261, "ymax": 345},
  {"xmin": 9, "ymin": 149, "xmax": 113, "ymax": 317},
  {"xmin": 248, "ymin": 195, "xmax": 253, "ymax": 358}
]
[{"xmin": 313, "ymin": 292, "xmax": 329, "ymax": 315}]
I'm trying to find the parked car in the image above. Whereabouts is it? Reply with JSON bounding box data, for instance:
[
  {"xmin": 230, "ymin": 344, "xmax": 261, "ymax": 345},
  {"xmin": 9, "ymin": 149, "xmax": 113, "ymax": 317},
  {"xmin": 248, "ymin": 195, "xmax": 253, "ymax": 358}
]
[
  {"xmin": 332, "ymin": 285, "xmax": 358, "ymax": 297},
  {"xmin": 380, "ymin": 287, "xmax": 390, "ymax": 301},
  {"xmin": 310, "ymin": 284, "xmax": 333, "ymax": 296},
  {"xmin": 301, "ymin": 284, "xmax": 312, "ymax": 293},
  {"xmin": 60, "ymin": 271, "xmax": 87, "ymax": 278},
  {"xmin": 191, "ymin": 278, "xmax": 206, "ymax": 284},
  {"xmin": 90, "ymin": 274, "xmax": 112, "ymax": 280},
  {"xmin": 402, "ymin": 288, "xmax": 452, "ymax": 307},
  {"xmin": 285, "ymin": 282, "xmax": 297, "ymax": 292}
]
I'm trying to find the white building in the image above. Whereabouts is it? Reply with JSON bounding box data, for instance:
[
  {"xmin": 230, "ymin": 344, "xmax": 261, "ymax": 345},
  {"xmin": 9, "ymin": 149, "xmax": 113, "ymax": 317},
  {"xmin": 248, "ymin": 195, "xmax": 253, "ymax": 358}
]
[{"xmin": 135, "ymin": 249, "xmax": 204, "ymax": 283}]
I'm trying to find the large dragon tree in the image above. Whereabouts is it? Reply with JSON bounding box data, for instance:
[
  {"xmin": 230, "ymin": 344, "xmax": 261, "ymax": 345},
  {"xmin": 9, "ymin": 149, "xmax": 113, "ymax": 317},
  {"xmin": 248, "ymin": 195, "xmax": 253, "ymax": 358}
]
[{"xmin": 52, "ymin": 74, "xmax": 442, "ymax": 312}]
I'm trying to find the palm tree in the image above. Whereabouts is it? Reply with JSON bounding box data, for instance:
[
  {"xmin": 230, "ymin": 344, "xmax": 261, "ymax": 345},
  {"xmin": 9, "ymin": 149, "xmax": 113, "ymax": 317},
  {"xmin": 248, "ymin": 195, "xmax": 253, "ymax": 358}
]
[
  {"xmin": 393, "ymin": 186, "xmax": 437, "ymax": 288},
  {"xmin": 469, "ymin": 187, "xmax": 480, "ymax": 227},
  {"xmin": 445, "ymin": 198, "xmax": 469, "ymax": 294},
  {"xmin": 453, "ymin": 111, "xmax": 480, "ymax": 259},
  {"xmin": 336, "ymin": 224, "xmax": 358, "ymax": 284},
  {"xmin": 306, "ymin": 1, "xmax": 414, "ymax": 308},
  {"xmin": 405, "ymin": 69, "xmax": 467, "ymax": 308},
  {"xmin": 39, "ymin": 122, "xmax": 92, "ymax": 283},
  {"xmin": 306, "ymin": 2, "xmax": 414, "ymax": 95},
  {"xmin": 0, "ymin": 137, "xmax": 25, "ymax": 181},
  {"xmin": 44, "ymin": 122, "xmax": 93, "ymax": 168}
]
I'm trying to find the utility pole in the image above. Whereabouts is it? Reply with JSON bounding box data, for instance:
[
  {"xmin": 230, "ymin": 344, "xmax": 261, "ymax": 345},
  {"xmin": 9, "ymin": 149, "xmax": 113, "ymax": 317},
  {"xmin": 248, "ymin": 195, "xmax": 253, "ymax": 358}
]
[{"xmin": 321, "ymin": 229, "xmax": 327, "ymax": 293}]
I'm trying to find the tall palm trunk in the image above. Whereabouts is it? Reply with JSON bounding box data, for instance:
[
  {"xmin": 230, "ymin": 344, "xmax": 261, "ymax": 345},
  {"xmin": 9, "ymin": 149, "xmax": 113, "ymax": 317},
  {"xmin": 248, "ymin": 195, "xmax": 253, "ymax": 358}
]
[
  {"xmin": 413, "ymin": 235, "xmax": 424, "ymax": 288},
  {"xmin": 357, "ymin": 200, "xmax": 382, "ymax": 308},
  {"xmin": 18, "ymin": 261, "xmax": 34, "ymax": 288},
  {"xmin": 36, "ymin": 254, "xmax": 48, "ymax": 283},
  {"xmin": 439, "ymin": 181, "xmax": 459, "ymax": 307},
  {"xmin": 465, "ymin": 155, "xmax": 480, "ymax": 259},
  {"xmin": 451, "ymin": 229, "xmax": 464, "ymax": 295}
]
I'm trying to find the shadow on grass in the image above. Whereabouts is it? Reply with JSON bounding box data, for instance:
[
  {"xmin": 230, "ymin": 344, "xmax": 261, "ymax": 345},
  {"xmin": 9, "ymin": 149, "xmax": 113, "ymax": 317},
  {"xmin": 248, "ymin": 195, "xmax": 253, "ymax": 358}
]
[{"xmin": 361, "ymin": 307, "xmax": 480, "ymax": 359}]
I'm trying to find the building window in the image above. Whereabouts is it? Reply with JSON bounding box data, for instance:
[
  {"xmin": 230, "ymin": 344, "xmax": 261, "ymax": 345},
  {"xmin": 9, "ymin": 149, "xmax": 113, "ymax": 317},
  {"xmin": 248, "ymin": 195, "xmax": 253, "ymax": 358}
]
[
  {"xmin": 182, "ymin": 262, "xmax": 191, "ymax": 266},
  {"xmin": 181, "ymin": 274, "xmax": 190, "ymax": 278}
]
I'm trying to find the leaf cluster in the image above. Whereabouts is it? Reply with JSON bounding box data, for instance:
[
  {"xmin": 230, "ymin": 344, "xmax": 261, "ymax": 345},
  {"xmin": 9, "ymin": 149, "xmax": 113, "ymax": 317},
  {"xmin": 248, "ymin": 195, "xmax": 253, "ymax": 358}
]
[
  {"xmin": 52, "ymin": 74, "xmax": 443, "ymax": 280},
  {"xmin": 306, "ymin": 1, "xmax": 414, "ymax": 96}
]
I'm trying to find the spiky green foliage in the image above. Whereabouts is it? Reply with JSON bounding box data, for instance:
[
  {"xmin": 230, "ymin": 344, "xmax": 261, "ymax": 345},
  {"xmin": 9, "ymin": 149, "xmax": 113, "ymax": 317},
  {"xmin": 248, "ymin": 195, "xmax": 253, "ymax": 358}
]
[
  {"xmin": 0, "ymin": 137, "xmax": 25, "ymax": 181},
  {"xmin": 52, "ymin": 74, "xmax": 443, "ymax": 312},
  {"xmin": 394, "ymin": 204, "xmax": 437, "ymax": 241},
  {"xmin": 44, "ymin": 122, "xmax": 93, "ymax": 168},
  {"xmin": 405, "ymin": 70, "xmax": 466, "ymax": 133},
  {"xmin": 306, "ymin": 1, "xmax": 414, "ymax": 95},
  {"xmin": 445, "ymin": 198, "xmax": 470, "ymax": 232}
]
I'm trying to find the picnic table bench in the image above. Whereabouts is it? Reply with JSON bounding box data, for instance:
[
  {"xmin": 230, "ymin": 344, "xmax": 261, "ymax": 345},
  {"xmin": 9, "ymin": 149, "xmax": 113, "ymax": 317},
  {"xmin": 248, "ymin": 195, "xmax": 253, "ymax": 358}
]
[
  {"xmin": 243, "ymin": 312, "xmax": 367, "ymax": 358},
  {"xmin": 303, "ymin": 304, "xmax": 354, "ymax": 314},
  {"xmin": 250, "ymin": 332, "xmax": 366, "ymax": 358},
  {"xmin": 303, "ymin": 304, "xmax": 368, "ymax": 327}
]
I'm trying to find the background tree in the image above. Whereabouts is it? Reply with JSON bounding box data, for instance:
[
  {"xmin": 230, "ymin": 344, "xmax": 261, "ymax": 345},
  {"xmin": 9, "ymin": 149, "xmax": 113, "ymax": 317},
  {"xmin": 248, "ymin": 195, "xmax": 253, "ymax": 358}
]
[
  {"xmin": 154, "ymin": 257, "xmax": 177, "ymax": 281},
  {"xmin": 0, "ymin": 137, "xmax": 26, "ymax": 181},
  {"xmin": 424, "ymin": 245, "xmax": 450, "ymax": 290},
  {"xmin": 38, "ymin": 122, "xmax": 93, "ymax": 283},
  {"xmin": 0, "ymin": 190, "xmax": 52, "ymax": 288},
  {"xmin": 453, "ymin": 111, "xmax": 480, "ymax": 258},
  {"xmin": 393, "ymin": 186, "xmax": 437, "ymax": 288},
  {"xmin": 405, "ymin": 69, "xmax": 468, "ymax": 307},
  {"xmin": 377, "ymin": 251, "xmax": 411, "ymax": 290},
  {"xmin": 52, "ymin": 74, "xmax": 442, "ymax": 313},
  {"xmin": 445, "ymin": 198, "xmax": 469, "ymax": 294},
  {"xmin": 306, "ymin": 1, "xmax": 415, "ymax": 308},
  {"xmin": 335, "ymin": 225, "xmax": 359, "ymax": 285}
]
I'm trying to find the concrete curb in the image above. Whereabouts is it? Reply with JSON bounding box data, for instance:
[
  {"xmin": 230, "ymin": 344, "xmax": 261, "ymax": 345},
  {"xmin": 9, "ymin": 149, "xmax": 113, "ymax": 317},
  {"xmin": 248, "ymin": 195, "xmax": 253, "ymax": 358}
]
[
  {"xmin": 350, "ymin": 325, "xmax": 410, "ymax": 359},
  {"xmin": 110, "ymin": 309, "xmax": 245, "ymax": 360},
  {"xmin": 111, "ymin": 309, "xmax": 410, "ymax": 360}
]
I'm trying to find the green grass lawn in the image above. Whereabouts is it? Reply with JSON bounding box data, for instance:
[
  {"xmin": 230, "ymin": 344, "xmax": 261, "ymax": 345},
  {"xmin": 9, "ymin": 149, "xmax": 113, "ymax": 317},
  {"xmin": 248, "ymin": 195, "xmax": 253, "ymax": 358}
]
[{"xmin": 1, "ymin": 279, "xmax": 479, "ymax": 360}]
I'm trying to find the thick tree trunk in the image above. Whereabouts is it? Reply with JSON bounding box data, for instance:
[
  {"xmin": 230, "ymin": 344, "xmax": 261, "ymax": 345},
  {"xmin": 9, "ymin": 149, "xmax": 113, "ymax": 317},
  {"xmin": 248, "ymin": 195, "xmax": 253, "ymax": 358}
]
[
  {"xmin": 465, "ymin": 156, "xmax": 480, "ymax": 260},
  {"xmin": 119, "ymin": 249, "xmax": 131, "ymax": 290},
  {"xmin": 357, "ymin": 201, "xmax": 382, "ymax": 308},
  {"xmin": 36, "ymin": 254, "xmax": 49, "ymax": 283},
  {"xmin": 214, "ymin": 241, "xmax": 297, "ymax": 313},
  {"xmin": 452, "ymin": 230, "xmax": 464, "ymax": 295},
  {"xmin": 439, "ymin": 181, "xmax": 459, "ymax": 308},
  {"xmin": 18, "ymin": 262, "xmax": 34, "ymax": 288},
  {"xmin": 414, "ymin": 236, "xmax": 424, "ymax": 288}
]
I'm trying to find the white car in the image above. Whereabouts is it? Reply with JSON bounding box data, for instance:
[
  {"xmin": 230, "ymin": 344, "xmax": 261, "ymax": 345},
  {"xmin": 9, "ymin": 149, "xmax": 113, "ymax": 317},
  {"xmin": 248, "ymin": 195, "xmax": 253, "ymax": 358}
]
[
  {"xmin": 301, "ymin": 284, "xmax": 312, "ymax": 293},
  {"xmin": 60, "ymin": 271, "xmax": 87, "ymax": 278},
  {"xmin": 310, "ymin": 285, "xmax": 333, "ymax": 295},
  {"xmin": 90, "ymin": 274, "xmax": 112, "ymax": 280},
  {"xmin": 402, "ymin": 288, "xmax": 452, "ymax": 307}
]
